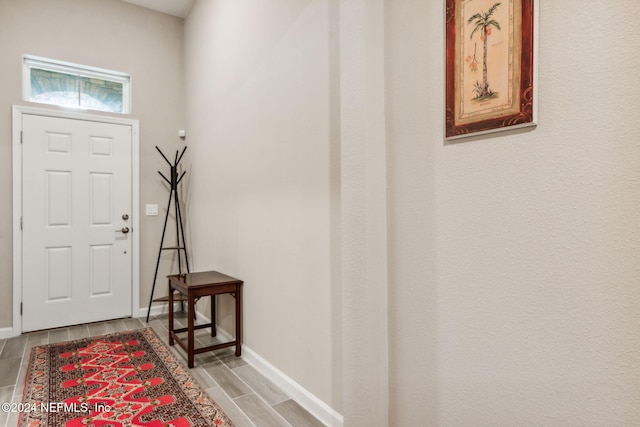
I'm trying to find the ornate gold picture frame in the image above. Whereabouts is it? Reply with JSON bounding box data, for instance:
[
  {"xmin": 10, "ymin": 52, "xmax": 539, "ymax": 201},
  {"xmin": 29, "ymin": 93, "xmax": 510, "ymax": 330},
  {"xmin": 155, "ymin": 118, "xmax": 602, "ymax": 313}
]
[{"xmin": 446, "ymin": 0, "xmax": 537, "ymax": 139}]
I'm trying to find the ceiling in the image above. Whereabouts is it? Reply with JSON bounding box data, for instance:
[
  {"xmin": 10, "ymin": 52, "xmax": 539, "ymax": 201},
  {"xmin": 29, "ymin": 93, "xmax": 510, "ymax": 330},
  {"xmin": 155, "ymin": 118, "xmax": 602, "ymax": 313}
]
[{"xmin": 120, "ymin": 0, "xmax": 195, "ymax": 18}]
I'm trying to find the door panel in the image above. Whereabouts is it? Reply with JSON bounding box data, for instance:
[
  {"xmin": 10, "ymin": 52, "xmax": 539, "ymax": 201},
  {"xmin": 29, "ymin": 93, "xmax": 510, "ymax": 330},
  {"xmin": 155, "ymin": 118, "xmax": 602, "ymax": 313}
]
[
  {"xmin": 46, "ymin": 247, "xmax": 72, "ymax": 300},
  {"xmin": 22, "ymin": 114, "xmax": 133, "ymax": 332}
]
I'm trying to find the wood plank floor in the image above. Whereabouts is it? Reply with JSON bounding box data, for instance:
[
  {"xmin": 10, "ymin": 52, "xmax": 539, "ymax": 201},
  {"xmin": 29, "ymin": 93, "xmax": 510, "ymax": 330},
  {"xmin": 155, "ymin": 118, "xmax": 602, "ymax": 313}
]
[{"xmin": 0, "ymin": 314, "xmax": 325, "ymax": 427}]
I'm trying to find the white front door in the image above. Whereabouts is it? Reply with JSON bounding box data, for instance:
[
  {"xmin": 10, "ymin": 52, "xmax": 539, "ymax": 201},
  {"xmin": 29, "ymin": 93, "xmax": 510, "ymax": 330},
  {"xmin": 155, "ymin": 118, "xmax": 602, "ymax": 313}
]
[{"xmin": 22, "ymin": 114, "xmax": 133, "ymax": 332}]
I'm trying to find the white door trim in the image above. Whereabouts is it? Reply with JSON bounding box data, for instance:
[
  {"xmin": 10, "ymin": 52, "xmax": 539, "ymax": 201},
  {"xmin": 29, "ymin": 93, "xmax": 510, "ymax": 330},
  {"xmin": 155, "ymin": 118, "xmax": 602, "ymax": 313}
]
[{"xmin": 12, "ymin": 105, "xmax": 140, "ymax": 336}]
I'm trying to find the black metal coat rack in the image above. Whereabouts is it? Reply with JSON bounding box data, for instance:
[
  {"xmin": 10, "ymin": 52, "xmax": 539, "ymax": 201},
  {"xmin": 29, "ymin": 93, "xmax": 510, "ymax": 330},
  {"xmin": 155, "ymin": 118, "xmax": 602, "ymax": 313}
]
[{"xmin": 146, "ymin": 146, "xmax": 190, "ymax": 322}]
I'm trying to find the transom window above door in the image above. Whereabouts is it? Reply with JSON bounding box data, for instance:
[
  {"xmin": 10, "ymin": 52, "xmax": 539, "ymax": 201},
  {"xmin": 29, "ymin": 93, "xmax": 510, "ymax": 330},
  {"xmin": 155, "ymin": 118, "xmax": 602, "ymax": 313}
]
[{"xmin": 23, "ymin": 55, "xmax": 131, "ymax": 114}]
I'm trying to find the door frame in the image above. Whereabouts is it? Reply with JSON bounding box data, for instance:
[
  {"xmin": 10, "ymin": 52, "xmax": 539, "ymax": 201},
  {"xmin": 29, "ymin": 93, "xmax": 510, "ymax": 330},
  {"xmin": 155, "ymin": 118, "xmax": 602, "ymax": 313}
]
[{"xmin": 12, "ymin": 105, "xmax": 140, "ymax": 336}]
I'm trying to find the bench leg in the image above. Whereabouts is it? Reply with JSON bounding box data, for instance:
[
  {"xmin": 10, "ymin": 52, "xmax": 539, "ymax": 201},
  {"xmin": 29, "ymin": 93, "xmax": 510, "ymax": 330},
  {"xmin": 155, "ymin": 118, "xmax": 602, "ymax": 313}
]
[
  {"xmin": 235, "ymin": 285, "xmax": 242, "ymax": 356},
  {"xmin": 168, "ymin": 281, "xmax": 174, "ymax": 346},
  {"xmin": 188, "ymin": 295, "xmax": 195, "ymax": 368},
  {"xmin": 211, "ymin": 294, "xmax": 217, "ymax": 337}
]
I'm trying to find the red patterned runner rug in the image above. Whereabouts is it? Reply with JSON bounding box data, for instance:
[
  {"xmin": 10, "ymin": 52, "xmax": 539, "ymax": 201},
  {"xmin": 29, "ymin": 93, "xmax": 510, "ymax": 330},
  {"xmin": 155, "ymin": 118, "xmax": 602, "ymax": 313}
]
[{"xmin": 19, "ymin": 327, "xmax": 233, "ymax": 427}]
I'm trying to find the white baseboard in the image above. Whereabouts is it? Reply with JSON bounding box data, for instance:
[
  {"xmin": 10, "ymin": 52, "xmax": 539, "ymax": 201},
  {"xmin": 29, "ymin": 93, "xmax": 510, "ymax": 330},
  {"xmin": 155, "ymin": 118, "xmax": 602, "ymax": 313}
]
[
  {"xmin": 0, "ymin": 326, "xmax": 16, "ymax": 339},
  {"xmin": 239, "ymin": 338, "xmax": 344, "ymax": 427},
  {"xmin": 136, "ymin": 302, "xmax": 183, "ymax": 320},
  {"xmin": 197, "ymin": 310, "xmax": 343, "ymax": 427}
]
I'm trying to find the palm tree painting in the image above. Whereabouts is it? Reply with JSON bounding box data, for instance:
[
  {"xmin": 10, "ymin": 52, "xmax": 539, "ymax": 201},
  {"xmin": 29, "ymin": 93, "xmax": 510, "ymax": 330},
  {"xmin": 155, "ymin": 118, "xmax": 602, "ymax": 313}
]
[
  {"xmin": 446, "ymin": 0, "xmax": 536, "ymax": 138},
  {"xmin": 467, "ymin": 2, "xmax": 501, "ymax": 100}
]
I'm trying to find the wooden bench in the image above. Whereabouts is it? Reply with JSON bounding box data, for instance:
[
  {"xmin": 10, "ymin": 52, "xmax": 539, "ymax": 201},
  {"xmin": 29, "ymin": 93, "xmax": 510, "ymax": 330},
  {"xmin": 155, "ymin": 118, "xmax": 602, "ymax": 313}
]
[{"xmin": 168, "ymin": 271, "xmax": 243, "ymax": 368}]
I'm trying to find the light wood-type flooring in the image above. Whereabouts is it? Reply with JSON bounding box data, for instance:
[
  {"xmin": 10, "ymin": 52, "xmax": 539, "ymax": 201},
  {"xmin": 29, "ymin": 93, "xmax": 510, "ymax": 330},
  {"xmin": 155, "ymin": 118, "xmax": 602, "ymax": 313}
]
[{"xmin": 0, "ymin": 313, "xmax": 325, "ymax": 427}]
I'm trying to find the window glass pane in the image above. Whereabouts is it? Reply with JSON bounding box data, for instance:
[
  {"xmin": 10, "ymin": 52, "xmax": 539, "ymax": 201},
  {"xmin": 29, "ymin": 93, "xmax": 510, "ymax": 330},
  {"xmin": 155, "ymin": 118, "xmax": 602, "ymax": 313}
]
[
  {"xmin": 80, "ymin": 77, "xmax": 124, "ymax": 113},
  {"xmin": 30, "ymin": 68, "xmax": 79, "ymax": 109},
  {"xmin": 25, "ymin": 59, "xmax": 129, "ymax": 114}
]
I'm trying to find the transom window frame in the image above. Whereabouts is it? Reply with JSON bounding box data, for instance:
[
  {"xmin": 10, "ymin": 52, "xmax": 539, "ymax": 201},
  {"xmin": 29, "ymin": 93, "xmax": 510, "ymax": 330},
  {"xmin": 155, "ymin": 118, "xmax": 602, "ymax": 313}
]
[{"xmin": 23, "ymin": 55, "xmax": 131, "ymax": 114}]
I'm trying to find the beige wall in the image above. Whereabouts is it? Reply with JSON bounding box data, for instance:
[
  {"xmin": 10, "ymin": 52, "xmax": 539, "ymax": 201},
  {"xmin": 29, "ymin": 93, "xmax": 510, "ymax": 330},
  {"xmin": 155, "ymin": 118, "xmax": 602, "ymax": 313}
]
[
  {"xmin": 182, "ymin": 0, "xmax": 640, "ymax": 423},
  {"xmin": 387, "ymin": 0, "xmax": 640, "ymax": 425},
  {"xmin": 3, "ymin": 0, "xmax": 640, "ymax": 424},
  {"xmin": 184, "ymin": 0, "xmax": 342, "ymax": 412},
  {"xmin": 338, "ymin": 0, "xmax": 389, "ymax": 424},
  {"xmin": 0, "ymin": 0, "xmax": 185, "ymax": 328}
]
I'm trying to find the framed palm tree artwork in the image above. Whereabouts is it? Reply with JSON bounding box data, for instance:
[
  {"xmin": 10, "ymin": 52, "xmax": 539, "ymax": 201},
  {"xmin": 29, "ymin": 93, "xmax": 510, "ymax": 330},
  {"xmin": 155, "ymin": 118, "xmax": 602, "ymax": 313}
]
[{"xmin": 445, "ymin": 0, "xmax": 538, "ymax": 139}]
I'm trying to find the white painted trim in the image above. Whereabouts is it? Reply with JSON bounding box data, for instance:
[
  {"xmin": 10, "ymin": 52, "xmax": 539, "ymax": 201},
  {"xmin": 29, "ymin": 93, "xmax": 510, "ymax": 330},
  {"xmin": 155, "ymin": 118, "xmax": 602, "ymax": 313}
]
[
  {"xmin": 240, "ymin": 340, "xmax": 344, "ymax": 427},
  {"xmin": 12, "ymin": 108, "xmax": 23, "ymax": 337},
  {"xmin": 131, "ymin": 122, "xmax": 140, "ymax": 319},
  {"xmin": 0, "ymin": 327, "xmax": 15, "ymax": 340},
  {"xmin": 11, "ymin": 105, "xmax": 140, "ymax": 336},
  {"xmin": 195, "ymin": 310, "xmax": 343, "ymax": 427},
  {"xmin": 136, "ymin": 302, "xmax": 183, "ymax": 320}
]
